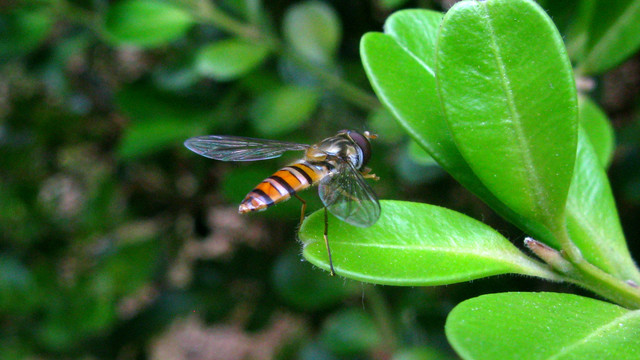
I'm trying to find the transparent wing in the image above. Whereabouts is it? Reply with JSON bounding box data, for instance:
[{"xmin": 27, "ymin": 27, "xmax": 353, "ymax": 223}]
[
  {"xmin": 318, "ymin": 160, "xmax": 381, "ymax": 228},
  {"xmin": 184, "ymin": 135, "xmax": 309, "ymax": 161}
]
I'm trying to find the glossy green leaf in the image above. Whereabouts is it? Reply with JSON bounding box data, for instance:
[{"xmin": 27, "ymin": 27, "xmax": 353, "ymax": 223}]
[
  {"xmin": 437, "ymin": 0, "xmax": 578, "ymax": 234},
  {"xmin": 196, "ymin": 39, "xmax": 271, "ymax": 81},
  {"xmin": 283, "ymin": 1, "xmax": 341, "ymax": 64},
  {"xmin": 361, "ymin": 11, "xmax": 458, "ymax": 171},
  {"xmin": 577, "ymin": 0, "xmax": 640, "ymax": 74},
  {"xmin": 446, "ymin": 292, "xmax": 640, "ymax": 360},
  {"xmin": 384, "ymin": 10, "xmax": 441, "ymax": 70},
  {"xmin": 320, "ymin": 309, "xmax": 380, "ymax": 355},
  {"xmin": 565, "ymin": 128, "xmax": 640, "ymax": 283},
  {"xmin": 579, "ymin": 95, "xmax": 615, "ymax": 168},
  {"xmin": 249, "ymin": 85, "xmax": 319, "ymax": 136},
  {"xmin": 300, "ymin": 201, "xmax": 556, "ymax": 284},
  {"xmin": 361, "ymin": 10, "xmax": 556, "ymax": 247},
  {"xmin": 104, "ymin": 0, "xmax": 194, "ymax": 48}
]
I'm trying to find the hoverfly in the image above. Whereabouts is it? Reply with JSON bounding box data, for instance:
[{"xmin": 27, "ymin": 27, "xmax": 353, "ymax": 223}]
[{"xmin": 184, "ymin": 130, "xmax": 381, "ymax": 275}]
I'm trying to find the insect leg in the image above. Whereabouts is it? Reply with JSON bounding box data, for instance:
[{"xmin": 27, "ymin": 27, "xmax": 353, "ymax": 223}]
[
  {"xmin": 293, "ymin": 193, "xmax": 306, "ymax": 229},
  {"xmin": 360, "ymin": 167, "xmax": 380, "ymax": 181},
  {"xmin": 324, "ymin": 207, "xmax": 335, "ymax": 276}
]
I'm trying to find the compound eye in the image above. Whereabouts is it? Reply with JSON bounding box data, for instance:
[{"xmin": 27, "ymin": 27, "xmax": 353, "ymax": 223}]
[{"xmin": 347, "ymin": 131, "xmax": 371, "ymax": 168}]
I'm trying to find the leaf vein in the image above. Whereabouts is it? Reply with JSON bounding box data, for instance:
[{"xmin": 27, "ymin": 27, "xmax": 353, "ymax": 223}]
[
  {"xmin": 546, "ymin": 310, "xmax": 640, "ymax": 360},
  {"xmin": 480, "ymin": 3, "xmax": 551, "ymax": 221}
]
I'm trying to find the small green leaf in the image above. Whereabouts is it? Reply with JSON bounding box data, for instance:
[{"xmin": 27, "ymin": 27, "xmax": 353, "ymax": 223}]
[
  {"xmin": 0, "ymin": 7, "xmax": 53, "ymax": 58},
  {"xmin": 437, "ymin": 0, "xmax": 578, "ymax": 235},
  {"xmin": 300, "ymin": 201, "xmax": 556, "ymax": 284},
  {"xmin": 249, "ymin": 85, "xmax": 319, "ymax": 136},
  {"xmin": 196, "ymin": 38, "xmax": 271, "ymax": 81},
  {"xmin": 283, "ymin": 1, "xmax": 341, "ymax": 64},
  {"xmin": 579, "ymin": 95, "xmax": 615, "ymax": 168},
  {"xmin": 104, "ymin": 0, "xmax": 194, "ymax": 48},
  {"xmin": 565, "ymin": 128, "xmax": 640, "ymax": 283},
  {"xmin": 446, "ymin": 292, "xmax": 640, "ymax": 360},
  {"xmin": 393, "ymin": 346, "xmax": 455, "ymax": 360},
  {"xmin": 115, "ymin": 84, "xmax": 209, "ymax": 159},
  {"xmin": 320, "ymin": 309, "xmax": 380, "ymax": 355},
  {"xmin": 118, "ymin": 118, "xmax": 201, "ymax": 160},
  {"xmin": 361, "ymin": 11, "xmax": 456, "ymax": 171},
  {"xmin": 577, "ymin": 0, "xmax": 640, "ymax": 74}
]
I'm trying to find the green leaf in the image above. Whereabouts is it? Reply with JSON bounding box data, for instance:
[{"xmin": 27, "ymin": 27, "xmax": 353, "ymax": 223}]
[
  {"xmin": 300, "ymin": 200, "xmax": 556, "ymax": 284},
  {"xmin": 446, "ymin": 292, "xmax": 640, "ymax": 360},
  {"xmin": 384, "ymin": 9, "xmax": 442, "ymax": 70},
  {"xmin": 320, "ymin": 309, "xmax": 380, "ymax": 355},
  {"xmin": 115, "ymin": 84, "xmax": 209, "ymax": 159},
  {"xmin": 564, "ymin": 0, "xmax": 597, "ymax": 62},
  {"xmin": 361, "ymin": 11, "xmax": 456, "ymax": 170},
  {"xmin": 393, "ymin": 346, "xmax": 455, "ymax": 360},
  {"xmin": 437, "ymin": 0, "xmax": 578, "ymax": 235},
  {"xmin": 578, "ymin": 95, "xmax": 615, "ymax": 168},
  {"xmin": 249, "ymin": 85, "xmax": 319, "ymax": 136},
  {"xmin": 577, "ymin": 0, "xmax": 640, "ymax": 74},
  {"xmin": 196, "ymin": 38, "xmax": 271, "ymax": 81},
  {"xmin": 104, "ymin": 0, "xmax": 194, "ymax": 48},
  {"xmin": 283, "ymin": 1, "xmax": 341, "ymax": 64},
  {"xmin": 361, "ymin": 10, "xmax": 556, "ymax": 247},
  {"xmin": 565, "ymin": 128, "xmax": 640, "ymax": 283},
  {"xmin": 0, "ymin": 7, "xmax": 53, "ymax": 59}
]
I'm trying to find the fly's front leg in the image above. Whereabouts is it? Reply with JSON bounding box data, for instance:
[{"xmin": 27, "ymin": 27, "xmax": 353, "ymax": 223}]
[
  {"xmin": 360, "ymin": 167, "xmax": 380, "ymax": 181},
  {"xmin": 293, "ymin": 193, "xmax": 306, "ymax": 229},
  {"xmin": 324, "ymin": 206, "xmax": 335, "ymax": 276}
]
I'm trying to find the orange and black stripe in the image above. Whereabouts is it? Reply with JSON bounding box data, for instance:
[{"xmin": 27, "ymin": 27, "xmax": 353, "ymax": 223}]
[{"xmin": 238, "ymin": 161, "xmax": 329, "ymax": 213}]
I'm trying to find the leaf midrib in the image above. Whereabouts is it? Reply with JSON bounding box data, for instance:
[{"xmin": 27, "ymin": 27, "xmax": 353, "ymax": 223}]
[
  {"xmin": 479, "ymin": 3, "xmax": 551, "ymax": 222},
  {"xmin": 331, "ymin": 240, "xmax": 536, "ymax": 272},
  {"xmin": 546, "ymin": 309, "xmax": 640, "ymax": 360}
]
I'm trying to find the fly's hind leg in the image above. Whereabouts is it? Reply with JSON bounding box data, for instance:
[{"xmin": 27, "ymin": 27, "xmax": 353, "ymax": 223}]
[
  {"xmin": 293, "ymin": 193, "xmax": 306, "ymax": 229},
  {"xmin": 294, "ymin": 193, "xmax": 335, "ymax": 276},
  {"xmin": 324, "ymin": 207, "xmax": 335, "ymax": 276}
]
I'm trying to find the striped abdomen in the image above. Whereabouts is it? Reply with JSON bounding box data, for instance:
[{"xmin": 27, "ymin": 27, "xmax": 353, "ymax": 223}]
[{"xmin": 238, "ymin": 161, "xmax": 330, "ymax": 214}]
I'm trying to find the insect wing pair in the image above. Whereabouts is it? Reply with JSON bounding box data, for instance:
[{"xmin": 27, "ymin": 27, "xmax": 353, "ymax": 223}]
[{"xmin": 184, "ymin": 132, "xmax": 381, "ymax": 274}]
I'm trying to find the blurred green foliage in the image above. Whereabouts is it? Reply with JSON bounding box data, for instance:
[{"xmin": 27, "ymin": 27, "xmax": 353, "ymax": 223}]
[{"xmin": 1, "ymin": 0, "xmax": 639, "ymax": 359}]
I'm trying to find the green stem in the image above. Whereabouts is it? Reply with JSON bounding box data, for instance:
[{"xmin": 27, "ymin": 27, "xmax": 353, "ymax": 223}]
[
  {"xmin": 555, "ymin": 224, "xmax": 640, "ymax": 309},
  {"xmin": 189, "ymin": 0, "xmax": 379, "ymax": 111},
  {"xmin": 191, "ymin": 0, "xmax": 264, "ymax": 41},
  {"xmin": 282, "ymin": 49, "xmax": 380, "ymax": 111}
]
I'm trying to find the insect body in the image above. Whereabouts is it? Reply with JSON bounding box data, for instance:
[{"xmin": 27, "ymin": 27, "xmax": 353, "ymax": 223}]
[{"xmin": 184, "ymin": 130, "xmax": 381, "ymax": 275}]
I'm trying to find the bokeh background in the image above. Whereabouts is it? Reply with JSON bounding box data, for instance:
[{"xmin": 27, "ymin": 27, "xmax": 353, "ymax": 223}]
[{"xmin": 1, "ymin": 0, "xmax": 639, "ymax": 359}]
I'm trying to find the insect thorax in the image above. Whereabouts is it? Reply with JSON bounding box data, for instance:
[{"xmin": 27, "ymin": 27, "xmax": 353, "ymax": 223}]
[{"xmin": 307, "ymin": 135, "xmax": 364, "ymax": 170}]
